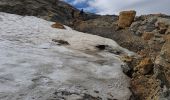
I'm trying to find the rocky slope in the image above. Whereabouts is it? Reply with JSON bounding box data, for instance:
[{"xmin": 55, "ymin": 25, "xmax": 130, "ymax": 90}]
[
  {"xmin": 0, "ymin": 0, "xmax": 99, "ymax": 25},
  {"xmin": 1, "ymin": 0, "xmax": 170, "ymax": 100}
]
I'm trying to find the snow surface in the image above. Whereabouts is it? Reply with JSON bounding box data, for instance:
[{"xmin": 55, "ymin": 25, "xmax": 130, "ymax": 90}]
[{"xmin": 0, "ymin": 12, "xmax": 133, "ymax": 100}]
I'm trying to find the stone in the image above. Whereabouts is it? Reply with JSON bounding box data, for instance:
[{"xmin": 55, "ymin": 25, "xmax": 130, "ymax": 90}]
[
  {"xmin": 155, "ymin": 56, "xmax": 170, "ymax": 88},
  {"xmin": 51, "ymin": 22, "xmax": 65, "ymax": 29},
  {"xmin": 161, "ymin": 35, "xmax": 170, "ymax": 62},
  {"xmin": 135, "ymin": 58, "xmax": 154, "ymax": 75},
  {"xmin": 154, "ymin": 34, "xmax": 170, "ymax": 88},
  {"xmin": 142, "ymin": 32, "xmax": 154, "ymax": 40},
  {"xmin": 158, "ymin": 28, "xmax": 167, "ymax": 34},
  {"xmin": 165, "ymin": 27, "xmax": 170, "ymax": 34},
  {"xmin": 155, "ymin": 18, "xmax": 170, "ymax": 34},
  {"xmin": 131, "ymin": 76, "xmax": 160, "ymax": 100},
  {"xmin": 155, "ymin": 18, "xmax": 170, "ymax": 28},
  {"xmin": 118, "ymin": 10, "xmax": 136, "ymax": 28},
  {"xmin": 52, "ymin": 39, "xmax": 69, "ymax": 45}
]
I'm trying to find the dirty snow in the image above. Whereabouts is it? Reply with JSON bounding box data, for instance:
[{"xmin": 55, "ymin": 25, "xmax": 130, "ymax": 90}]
[{"xmin": 0, "ymin": 12, "xmax": 133, "ymax": 100}]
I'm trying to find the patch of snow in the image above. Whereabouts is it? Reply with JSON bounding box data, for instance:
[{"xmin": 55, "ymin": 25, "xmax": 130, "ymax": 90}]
[{"xmin": 0, "ymin": 12, "xmax": 133, "ymax": 100}]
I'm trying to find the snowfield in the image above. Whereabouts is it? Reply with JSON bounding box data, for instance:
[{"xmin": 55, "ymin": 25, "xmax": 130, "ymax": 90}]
[{"xmin": 0, "ymin": 12, "xmax": 133, "ymax": 100}]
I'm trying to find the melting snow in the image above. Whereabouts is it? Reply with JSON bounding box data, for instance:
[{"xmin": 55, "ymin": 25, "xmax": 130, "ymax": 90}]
[{"xmin": 0, "ymin": 12, "xmax": 133, "ymax": 100}]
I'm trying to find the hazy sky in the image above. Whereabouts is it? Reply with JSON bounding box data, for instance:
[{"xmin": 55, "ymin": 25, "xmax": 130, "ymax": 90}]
[{"xmin": 63, "ymin": 0, "xmax": 170, "ymax": 15}]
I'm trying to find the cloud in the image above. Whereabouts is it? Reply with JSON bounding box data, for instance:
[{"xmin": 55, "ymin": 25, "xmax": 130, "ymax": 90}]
[
  {"xmin": 64, "ymin": 0, "xmax": 87, "ymax": 5},
  {"xmin": 64, "ymin": 0, "xmax": 170, "ymax": 15},
  {"xmin": 72, "ymin": 0, "xmax": 87, "ymax": 5}
]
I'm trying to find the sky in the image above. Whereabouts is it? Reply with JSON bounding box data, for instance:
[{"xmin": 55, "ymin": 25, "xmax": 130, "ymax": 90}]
[{"xmin": 63, "ymin": 0, "xmax": 170, "ymax": 15}]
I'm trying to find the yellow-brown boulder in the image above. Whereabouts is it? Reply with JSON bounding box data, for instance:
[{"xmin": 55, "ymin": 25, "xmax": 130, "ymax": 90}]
[{"xmin": 118, "ymin": 10, "xmax": 136, "ymax": 28}]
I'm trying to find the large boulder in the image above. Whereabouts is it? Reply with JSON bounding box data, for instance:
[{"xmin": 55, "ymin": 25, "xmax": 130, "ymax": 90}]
[{"xmin": 118, "ymin": 10, "xmax": 136, "ymax": 28}]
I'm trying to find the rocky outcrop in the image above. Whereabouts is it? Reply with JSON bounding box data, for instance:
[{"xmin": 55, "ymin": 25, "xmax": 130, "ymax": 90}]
[
  {"xmin": 130, "ymin": 15, "xmax": 157, "ymax": 36},
  {"xmin": 118, "ymin": 10, "xmax": 136, "ymax": 28},
  {"xmin": 155, "ymin": 18, "xmax": 170, "ymax": 34},
  {"xmin": 131, "ymin": 75, "xmax": 160, "ymax": 100},
  {"xmin": 161, "ymin": 35, "xmax": 170, "ymax": 62},
  {"xmin": 0, "ymin": 0, "xmax": 100, "ymax": 26},
  {"xmin": 129, "ymin": 17, "xmax": 170, "ymax": 100}
]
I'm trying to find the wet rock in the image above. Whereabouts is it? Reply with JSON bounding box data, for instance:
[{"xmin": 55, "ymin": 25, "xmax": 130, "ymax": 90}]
[
  {"xmin": 118, "ymin": 10, "xmax": 136, "ymax": 28},
  {"xmin": 51, "ymin": 22, "xmax": 65, "ymax": 29}
]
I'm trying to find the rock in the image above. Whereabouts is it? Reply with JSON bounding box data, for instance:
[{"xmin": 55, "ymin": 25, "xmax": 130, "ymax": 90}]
[
  {"xmin": 153, "ymin": 37, "xmax": 165, "ymax": 44},
  {"xmin": 130, "ymin": 21, "xmax": 142, "ymax": 32},
  {"xmin": 155, "ymin": 56, "xmax": 170, "ymax": 88},
  {"xmin": 52, "ymin": 39, "xmax": 69, "ymax": 45},
  {"xmin": 121, "ymin": 56, "xmax": 137, "ymax": 77},
  {"xmin": 156, "ymin": 22, "xmax": 167, "ymax": 34},
  {"xmin": 156, "ymin": 18, "xmax": 170, "ymax": 28},
  {"xmin": 131, "ymin": 76, "xmax": 160, "ymax": 100},
  {"xmin": 137, "ymin": 50, "xmax": 148, "ymax": 58},
  {"xmin": 154, "ymin": 34, "xmax": 170, "ymax": 89},
  {"xmin": 51, "ymin": 22, "xmax": 65, "ymax": 29},
  {"xmin": 161, "ymin": 35, "xmax": 170, "ymax": 62},
  {"xmin": 118, "ymin": 10, "xmax": 136, "ymax": 28},
  {"xmin": 130, "ymin": 16, "xmax": 157, "ymax": 36},
  {"xmin": 142, "ymin": 32, "xmax": 154, "ymax": 40},
  {"xmin": 155, "ymin": 18, "xmax": 170, "ymax": 34},
  {"xmin": 121, "ymin": 56, "xmax": 133, "ymax": 63},
  {"xmin": 135, "ymin": 58, "xmax": 154, "ymax": 75},
  {"xmin": 165, "ymin": 27, "xmax": 170, "ymax": 34},
  {"xmin": 163, "ymin": 34, "xmax": 170, "ymax": 41}
]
